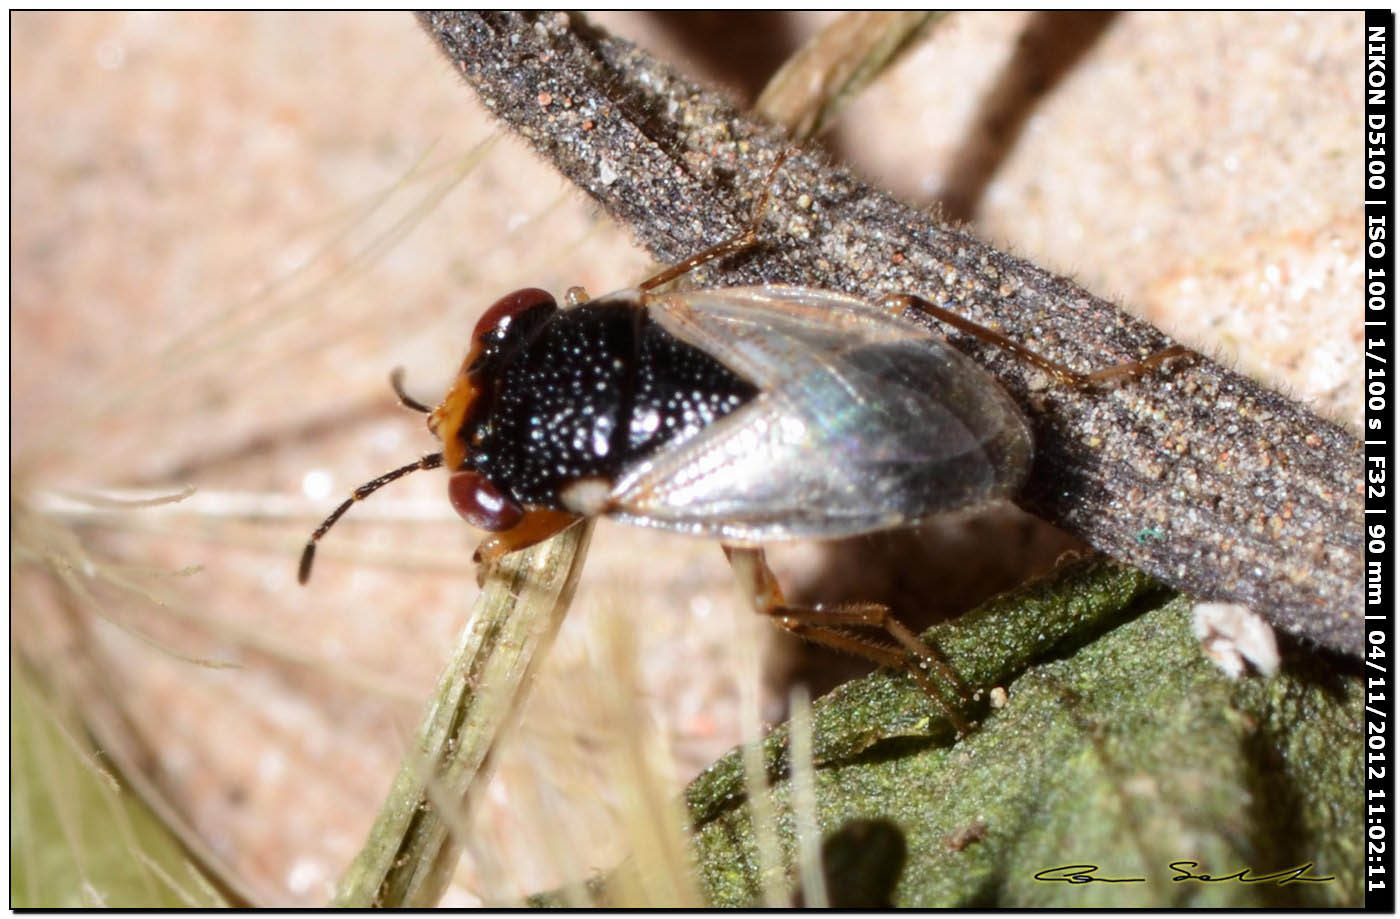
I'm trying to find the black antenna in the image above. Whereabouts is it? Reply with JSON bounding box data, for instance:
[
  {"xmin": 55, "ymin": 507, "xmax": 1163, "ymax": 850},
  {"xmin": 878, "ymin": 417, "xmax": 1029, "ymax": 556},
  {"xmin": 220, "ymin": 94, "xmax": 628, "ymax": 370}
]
[
  {"xmin": 298, "ymin": 452, "xmax": 444, "ymax": 584},
  {"xmin": 390, "ymin": 367, "xmax": 433, "ymax": 413}
]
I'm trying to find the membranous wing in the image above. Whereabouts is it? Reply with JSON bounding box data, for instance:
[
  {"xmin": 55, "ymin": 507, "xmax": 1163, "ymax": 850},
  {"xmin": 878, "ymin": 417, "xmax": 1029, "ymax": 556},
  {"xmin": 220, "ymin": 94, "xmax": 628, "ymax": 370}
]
[{"xmin": 609, "ymin": 286, "xmax": 1033, "ymax": 543}]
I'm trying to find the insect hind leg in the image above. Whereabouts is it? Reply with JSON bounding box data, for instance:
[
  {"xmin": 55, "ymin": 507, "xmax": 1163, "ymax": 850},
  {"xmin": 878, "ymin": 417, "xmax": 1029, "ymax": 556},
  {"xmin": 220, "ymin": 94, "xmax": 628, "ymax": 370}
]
[
  {"xmin": 722, "ymin": 544, "xmax": 972, "ymax": 736},
  {"xmin": 880, "ymin": 292, "xmax": 1190, "ymax": 388}
]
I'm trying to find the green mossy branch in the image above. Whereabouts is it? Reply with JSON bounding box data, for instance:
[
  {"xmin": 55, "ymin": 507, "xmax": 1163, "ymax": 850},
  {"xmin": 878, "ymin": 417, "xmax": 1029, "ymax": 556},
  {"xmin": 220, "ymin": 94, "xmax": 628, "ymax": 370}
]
[
  {"xmin": 680, "ymin": 558, "xmax": 1361, "ymax": 908},
  {"xmin": 529, "ymin": 556, "xmax": 1359, "ymax": 906}
]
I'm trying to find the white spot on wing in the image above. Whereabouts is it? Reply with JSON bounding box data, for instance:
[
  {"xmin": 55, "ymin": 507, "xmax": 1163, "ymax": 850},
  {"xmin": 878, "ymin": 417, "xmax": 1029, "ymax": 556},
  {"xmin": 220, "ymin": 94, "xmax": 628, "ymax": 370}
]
[{"xmin": 560, "ymin": 477, "xmax": 614, "ymax": 515}]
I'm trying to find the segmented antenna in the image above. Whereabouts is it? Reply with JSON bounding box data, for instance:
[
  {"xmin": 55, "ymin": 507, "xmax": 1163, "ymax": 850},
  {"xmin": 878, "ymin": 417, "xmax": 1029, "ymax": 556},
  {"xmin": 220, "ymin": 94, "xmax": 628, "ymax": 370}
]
[
  {"xmin": 390, "ymin": 367, "xmax": 433, "ymax": 413},
  {"xmin": 298, "ymin": 452, "xmax": 444, "ymax": 584}
]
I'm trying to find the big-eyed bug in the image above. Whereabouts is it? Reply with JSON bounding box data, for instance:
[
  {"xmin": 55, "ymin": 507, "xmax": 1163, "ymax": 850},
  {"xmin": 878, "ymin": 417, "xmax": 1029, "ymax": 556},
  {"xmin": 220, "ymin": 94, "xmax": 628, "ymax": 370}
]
[{"xmin": 298, "ymin": 153, "xmax": 1185, "ymax": 731}]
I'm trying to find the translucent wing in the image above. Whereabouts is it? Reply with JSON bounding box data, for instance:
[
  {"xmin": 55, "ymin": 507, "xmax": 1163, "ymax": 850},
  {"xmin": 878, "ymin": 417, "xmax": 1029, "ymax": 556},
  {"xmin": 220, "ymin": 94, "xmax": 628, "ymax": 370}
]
[{"xmin": 606, "ymin": 286, "xmax": 1033, "ymax": 542}]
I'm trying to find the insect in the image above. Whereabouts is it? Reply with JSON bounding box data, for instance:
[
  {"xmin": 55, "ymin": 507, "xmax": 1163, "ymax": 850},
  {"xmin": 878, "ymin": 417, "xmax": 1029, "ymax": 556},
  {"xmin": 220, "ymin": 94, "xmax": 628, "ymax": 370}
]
[{"xmin": 298, "ymin": 154, "xmax": 1184, "ymax": 731}]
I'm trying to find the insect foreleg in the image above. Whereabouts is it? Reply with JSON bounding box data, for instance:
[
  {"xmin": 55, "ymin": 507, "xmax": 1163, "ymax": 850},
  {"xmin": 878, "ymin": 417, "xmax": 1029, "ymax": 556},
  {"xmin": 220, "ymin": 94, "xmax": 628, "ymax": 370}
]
[
  {"xmin": 637, "ymin": 149, "xmax": 795, "ymax": 294},
  {"xmin": 879, "ymin": 292, "xmax": 1190, "ymax": 388},
  {"xmin": 470, "ymin": 509, "xmax": 582, "ymax": 585},
  {"xmin": 722, "ymin": 544, "xmax": 972, "ymax": 736}
]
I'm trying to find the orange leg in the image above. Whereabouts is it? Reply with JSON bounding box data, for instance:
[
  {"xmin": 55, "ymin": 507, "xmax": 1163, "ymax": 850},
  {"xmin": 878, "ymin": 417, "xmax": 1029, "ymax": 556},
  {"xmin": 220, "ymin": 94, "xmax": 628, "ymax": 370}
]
[
  {"xmin": 472, "ymin": 508, "xmax": 582, "ymax": 583},
  {"xmin": 722, "ymin": 545, "xmax": 972, "ymax": 736},
  {"xmin": 879, "ymin": 292, "xmax": 1190, "ymax": 388}
]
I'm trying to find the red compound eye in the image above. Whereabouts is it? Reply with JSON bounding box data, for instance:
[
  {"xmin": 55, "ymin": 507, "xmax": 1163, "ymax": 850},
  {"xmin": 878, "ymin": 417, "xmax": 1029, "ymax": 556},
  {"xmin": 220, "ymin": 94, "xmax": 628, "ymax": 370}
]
[
  {"xmin": 472, "ymin": 287, "xmax": 556, "ymax": 343},
  {"xmin": 447, "ymin": 470, "xmax": 523, "ymax": 532}
]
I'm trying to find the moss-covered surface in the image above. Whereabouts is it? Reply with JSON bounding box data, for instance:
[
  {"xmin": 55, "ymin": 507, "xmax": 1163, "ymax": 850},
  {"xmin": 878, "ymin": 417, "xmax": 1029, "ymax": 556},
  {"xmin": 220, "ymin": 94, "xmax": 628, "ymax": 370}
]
[{"xmin": 676, "ymin": 558, "xmax": 1361, "ymax": 907}]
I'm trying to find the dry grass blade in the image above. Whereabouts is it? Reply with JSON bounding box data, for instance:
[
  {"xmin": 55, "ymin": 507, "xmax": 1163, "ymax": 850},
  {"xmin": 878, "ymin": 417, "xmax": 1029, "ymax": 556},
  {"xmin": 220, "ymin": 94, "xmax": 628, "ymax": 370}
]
[
  {"xmin": 755, "ymin": 12, "xmax": 943, "ymax": 138},
  {"xmin": 332, "ymin": 520, "xmax": 593, "ymax": 907},
  {"xmin": 788, "ymin": 687, "xmax": 827, "ymax": 908}
]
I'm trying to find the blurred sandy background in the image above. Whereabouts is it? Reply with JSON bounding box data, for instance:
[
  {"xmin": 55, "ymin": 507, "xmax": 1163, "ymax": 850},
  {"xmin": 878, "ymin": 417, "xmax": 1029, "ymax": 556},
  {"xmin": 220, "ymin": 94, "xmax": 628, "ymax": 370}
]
[{"xmin": 11, "ymin": 12, "xmax": 1362, "ymax": 906}]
